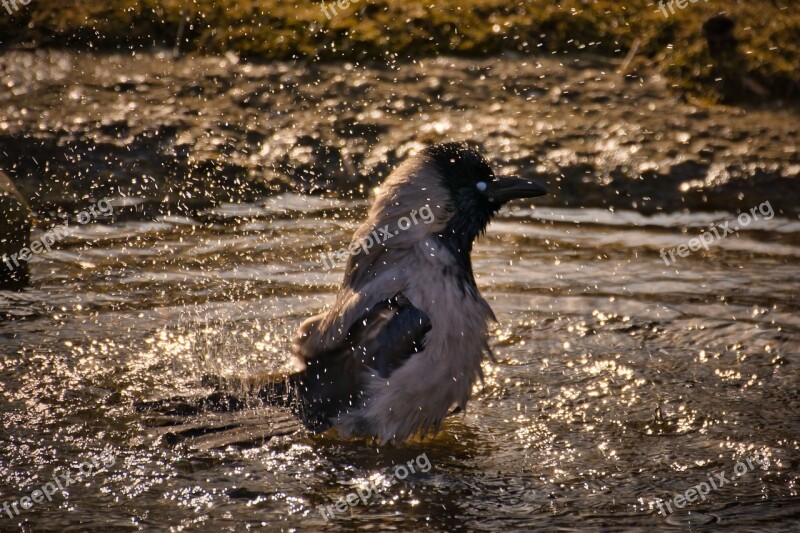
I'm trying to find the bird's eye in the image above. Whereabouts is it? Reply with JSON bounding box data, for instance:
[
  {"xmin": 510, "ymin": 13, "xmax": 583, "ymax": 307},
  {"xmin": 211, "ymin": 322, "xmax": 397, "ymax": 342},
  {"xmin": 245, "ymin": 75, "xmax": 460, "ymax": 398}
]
[{"xmin": 476, "ymin": 181, "xmax": 487, "ymax": 192}]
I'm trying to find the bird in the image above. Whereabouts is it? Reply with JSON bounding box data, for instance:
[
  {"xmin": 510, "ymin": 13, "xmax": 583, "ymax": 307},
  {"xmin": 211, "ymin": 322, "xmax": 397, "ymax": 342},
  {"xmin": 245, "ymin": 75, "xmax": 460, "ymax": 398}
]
[{"xmin": 139, "ymin": 142, "xmax": 547, "ymax": 446}]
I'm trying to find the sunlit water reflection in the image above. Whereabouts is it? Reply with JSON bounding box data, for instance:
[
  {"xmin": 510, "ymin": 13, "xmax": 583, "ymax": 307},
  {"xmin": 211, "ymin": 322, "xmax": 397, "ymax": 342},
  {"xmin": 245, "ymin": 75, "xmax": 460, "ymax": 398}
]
[{"xmin": 1, "ymin": 196, "xmax": 799, "ymax": 530}]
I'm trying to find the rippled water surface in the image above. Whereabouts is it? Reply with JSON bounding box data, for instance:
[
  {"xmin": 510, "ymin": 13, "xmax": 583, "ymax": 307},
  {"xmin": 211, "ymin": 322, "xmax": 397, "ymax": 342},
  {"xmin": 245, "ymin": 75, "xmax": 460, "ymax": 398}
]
[{"xmin": 1, "ymin": 195, "xmax": 799, "ymax": 531}]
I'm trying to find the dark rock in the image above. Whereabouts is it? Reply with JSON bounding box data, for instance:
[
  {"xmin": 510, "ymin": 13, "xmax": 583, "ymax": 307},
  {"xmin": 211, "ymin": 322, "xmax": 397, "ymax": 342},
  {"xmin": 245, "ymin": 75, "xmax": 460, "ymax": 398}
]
[
  {"xmin": 702, "ymin": 15, "xmax": 737, "ymax": 57},
  {"xmin": 0, "ymin": 170, "xmax": 32, "ymax": 290}
]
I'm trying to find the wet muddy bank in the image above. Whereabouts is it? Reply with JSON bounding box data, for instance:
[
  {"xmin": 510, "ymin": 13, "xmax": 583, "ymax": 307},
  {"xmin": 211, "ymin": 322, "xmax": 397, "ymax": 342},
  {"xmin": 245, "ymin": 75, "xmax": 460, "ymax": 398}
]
[{"xmin": 0, "ymin": 49, "xmax": 798, "ymax": 220}]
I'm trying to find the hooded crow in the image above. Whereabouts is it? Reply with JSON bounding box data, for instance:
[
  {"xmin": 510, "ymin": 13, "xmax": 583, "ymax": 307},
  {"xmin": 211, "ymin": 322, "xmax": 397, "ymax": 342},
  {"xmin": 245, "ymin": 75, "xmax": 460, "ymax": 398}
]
[
  {"xmin": 290, "ymin": 141, "xmax": 547, "ymax": 443},
  {"xmin": 139, "ymin": 142, "xmax": 547, "ymax": 446}
]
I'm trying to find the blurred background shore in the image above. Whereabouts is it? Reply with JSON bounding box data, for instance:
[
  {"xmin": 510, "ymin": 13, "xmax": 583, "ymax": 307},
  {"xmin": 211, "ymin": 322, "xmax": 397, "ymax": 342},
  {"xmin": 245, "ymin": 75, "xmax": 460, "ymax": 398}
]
[
  {"xmin": 0, "ymin": 1, "xmax": 798, "ymax": 219},
  {"xmin": 1, "ymin": 0, "xmax": 797, "ymax": 103}
]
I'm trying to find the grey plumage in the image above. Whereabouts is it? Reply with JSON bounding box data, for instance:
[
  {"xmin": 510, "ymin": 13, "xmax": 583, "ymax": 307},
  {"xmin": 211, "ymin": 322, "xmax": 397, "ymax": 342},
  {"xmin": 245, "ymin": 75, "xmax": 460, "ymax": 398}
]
[{"xmin": 293, "ymin": 142, "xmax": 547, "ymax": 443}]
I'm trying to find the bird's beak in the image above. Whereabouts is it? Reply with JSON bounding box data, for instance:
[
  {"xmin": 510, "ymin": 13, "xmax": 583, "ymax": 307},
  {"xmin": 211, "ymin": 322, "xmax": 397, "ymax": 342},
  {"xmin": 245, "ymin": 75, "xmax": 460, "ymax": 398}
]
[{"xmin": 488, "ymin": 177, "xmax": 548, "ymax": 204}]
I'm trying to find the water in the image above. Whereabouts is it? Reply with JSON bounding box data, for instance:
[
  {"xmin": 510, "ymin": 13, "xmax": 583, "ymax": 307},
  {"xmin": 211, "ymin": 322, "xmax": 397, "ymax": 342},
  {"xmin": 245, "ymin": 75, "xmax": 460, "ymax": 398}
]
[{"xmin": 1, "ymin": 195, "xmax": 799, "ymax": 531}]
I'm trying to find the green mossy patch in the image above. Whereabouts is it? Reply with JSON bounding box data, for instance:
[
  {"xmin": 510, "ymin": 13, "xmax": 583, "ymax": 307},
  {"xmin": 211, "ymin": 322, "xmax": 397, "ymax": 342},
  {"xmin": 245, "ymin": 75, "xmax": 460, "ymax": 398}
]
[{"xmin": 0, "ymin": 0, "xmax": 797, "ymax": 103}]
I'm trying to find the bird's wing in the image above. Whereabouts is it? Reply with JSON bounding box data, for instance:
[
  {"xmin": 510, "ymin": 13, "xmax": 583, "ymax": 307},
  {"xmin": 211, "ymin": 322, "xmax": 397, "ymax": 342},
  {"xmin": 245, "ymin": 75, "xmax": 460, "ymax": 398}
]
[
  {"xmin": 289, "ymin": 293, "xmax": 431, "ymax": 431},
  {"xmin": 292, "ymin": 239, "xmax": 413, "ymax": 361},
  {"xmin": 350, "ymin": 293, "xmax": 432, "ymax": 378}
]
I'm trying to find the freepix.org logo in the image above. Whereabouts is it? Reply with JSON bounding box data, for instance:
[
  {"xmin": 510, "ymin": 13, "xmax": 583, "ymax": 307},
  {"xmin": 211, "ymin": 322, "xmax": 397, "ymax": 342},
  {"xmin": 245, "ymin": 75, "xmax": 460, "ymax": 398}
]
[
  {"xmin": 317, "ymin": 452, "xmax": 432, "ymax": 521},
  {"xmin": 654, "ymin": 452, "xmax": 769, "ymax": 516},
  {"xmin": 2, "ymin": 451, "xmax": 115, "ymax": 520},
  {"xmin": 2, "ymin": 198, "xmax": 113, "ymax": 272},
  {"xmin": 659, "ymin": 201, "xmax": 774, "ymax": 266},
  {"xmin": 2, "ymin": 0, "xmax": 33, "ymax": 16},
  {"xmin": 320, "ymin": 204, "xmax": 434, "ymax": 270}
]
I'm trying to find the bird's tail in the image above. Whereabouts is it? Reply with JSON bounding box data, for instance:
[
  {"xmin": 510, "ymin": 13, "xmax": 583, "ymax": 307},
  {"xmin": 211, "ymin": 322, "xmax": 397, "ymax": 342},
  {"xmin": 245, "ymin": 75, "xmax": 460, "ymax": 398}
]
[
  {"xmin": 133, "ymin": 371, "xmax": 294, "ymax": 414},
  {"xmin": 205, "ymin": 371, "xmax": 295, "ymax": 408},
  {"xmin": 209, "ymin": 370, "xmax": 346, "ymax": 433},
  {"xmin": 134, "ymin": 371, "xmax": 311, "ymax": 450}
]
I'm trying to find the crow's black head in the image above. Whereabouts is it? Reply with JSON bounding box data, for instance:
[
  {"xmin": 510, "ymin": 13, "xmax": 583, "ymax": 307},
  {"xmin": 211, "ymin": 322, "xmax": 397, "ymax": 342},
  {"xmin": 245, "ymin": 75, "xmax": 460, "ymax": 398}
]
[
  {"xmin": 422, "ymin": 142, "xmax": 547, "ymax": 263},
  {"xmin": 424, "ymin": 142, "xmax": 497, "ymax": 231}
]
